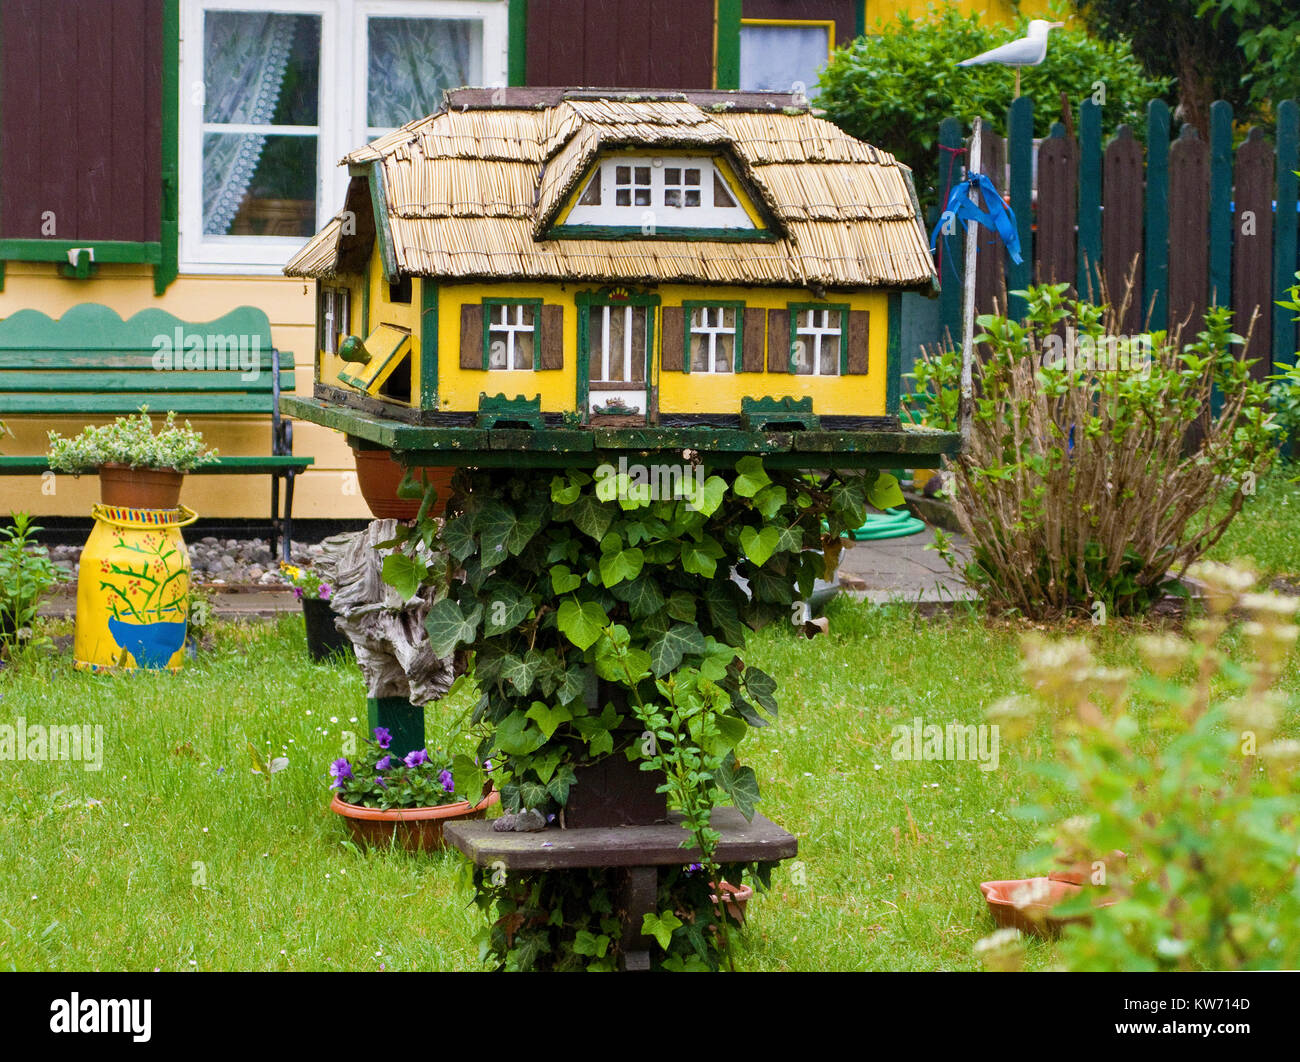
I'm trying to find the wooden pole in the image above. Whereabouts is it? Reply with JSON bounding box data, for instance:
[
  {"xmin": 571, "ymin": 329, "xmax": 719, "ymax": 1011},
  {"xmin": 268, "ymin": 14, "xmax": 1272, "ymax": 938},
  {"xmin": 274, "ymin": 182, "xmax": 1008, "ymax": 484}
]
[{"xmin": 960, "ymin": 117, "xmax": 983, "ymax": 450}]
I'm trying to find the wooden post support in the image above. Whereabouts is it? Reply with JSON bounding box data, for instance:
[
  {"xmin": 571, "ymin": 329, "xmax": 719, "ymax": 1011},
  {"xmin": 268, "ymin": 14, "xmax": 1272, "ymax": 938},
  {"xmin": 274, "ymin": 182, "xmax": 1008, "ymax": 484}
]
[
  {"xmin": 367, "ymin": 696, "xmax": 425, "ymax": 758},
  {"xmin": 959, "ymin": 118, "xmax": 982, "ymax": 451}
]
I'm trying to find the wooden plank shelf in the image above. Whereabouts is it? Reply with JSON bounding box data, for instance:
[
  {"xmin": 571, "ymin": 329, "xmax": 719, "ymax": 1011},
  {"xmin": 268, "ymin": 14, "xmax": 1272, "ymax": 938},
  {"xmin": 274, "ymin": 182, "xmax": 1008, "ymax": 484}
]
[
  {"xmin": 443, "ymin": 808, "xmax": 797, "ymax": 871},
  {"xmin": 282, "ymin": 395, "xmax": 960, "ymax": 471}
]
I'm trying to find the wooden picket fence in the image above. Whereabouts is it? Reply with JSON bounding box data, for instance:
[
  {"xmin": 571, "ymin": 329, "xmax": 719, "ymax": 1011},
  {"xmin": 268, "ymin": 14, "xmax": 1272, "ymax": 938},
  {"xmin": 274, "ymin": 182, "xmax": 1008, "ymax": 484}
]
[{"xmin": 931, "ymin": 97, "xmax": 1300, "ymax": 377}]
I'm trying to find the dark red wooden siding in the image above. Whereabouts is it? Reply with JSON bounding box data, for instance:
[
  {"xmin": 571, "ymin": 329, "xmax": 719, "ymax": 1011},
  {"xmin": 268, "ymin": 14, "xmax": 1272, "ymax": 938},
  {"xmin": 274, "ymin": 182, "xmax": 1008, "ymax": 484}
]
[
  {"xmin": 0, "ymin": 0, "xmax": 162, "ymax": 242},
  {"xmin": 525, "ymin": 0, "xmax": 714, "ymax": 88},
  {"xmin": 743, "ymin": 1, "xmax": 859, "ymax": 46}
]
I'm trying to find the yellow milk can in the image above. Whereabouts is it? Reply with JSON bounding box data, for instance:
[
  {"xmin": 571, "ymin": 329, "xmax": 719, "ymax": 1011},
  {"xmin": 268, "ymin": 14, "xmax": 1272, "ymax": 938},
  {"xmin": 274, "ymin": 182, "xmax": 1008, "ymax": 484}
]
[{"xmin": 74, "ymin": 504, "xmax": 198, "ymax": 672}]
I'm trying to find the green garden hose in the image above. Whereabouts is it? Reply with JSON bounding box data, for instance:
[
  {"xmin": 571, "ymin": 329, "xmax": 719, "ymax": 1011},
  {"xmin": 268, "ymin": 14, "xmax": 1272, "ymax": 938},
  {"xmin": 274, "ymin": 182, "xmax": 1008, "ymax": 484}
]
[{"xmin": 845, "ymin": 508, "xmax": 927, "ymax": 541}]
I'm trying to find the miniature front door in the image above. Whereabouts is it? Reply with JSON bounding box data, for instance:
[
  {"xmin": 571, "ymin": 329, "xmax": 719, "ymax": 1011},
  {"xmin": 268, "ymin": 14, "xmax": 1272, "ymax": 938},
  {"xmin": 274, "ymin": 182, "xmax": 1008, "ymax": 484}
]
[{"xmin": 581, "ymin": 297, "xmax": 656, "ymax": 425}]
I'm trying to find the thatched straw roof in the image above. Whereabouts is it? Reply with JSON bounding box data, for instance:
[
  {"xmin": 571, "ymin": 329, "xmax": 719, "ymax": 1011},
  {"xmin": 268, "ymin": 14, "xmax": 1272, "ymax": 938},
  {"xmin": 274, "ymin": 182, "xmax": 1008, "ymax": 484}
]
[{"xmin": 286, "ymin": 88, "xmax": 935, "ymax": 291}]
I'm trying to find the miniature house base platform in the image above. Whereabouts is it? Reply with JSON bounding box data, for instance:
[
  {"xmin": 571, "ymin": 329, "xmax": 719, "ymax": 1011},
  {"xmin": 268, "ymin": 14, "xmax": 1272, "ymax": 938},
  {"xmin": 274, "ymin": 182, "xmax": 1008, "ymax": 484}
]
[{"xmin": 281, "ymin": 395, "xmax": 960, "ymax": 471}]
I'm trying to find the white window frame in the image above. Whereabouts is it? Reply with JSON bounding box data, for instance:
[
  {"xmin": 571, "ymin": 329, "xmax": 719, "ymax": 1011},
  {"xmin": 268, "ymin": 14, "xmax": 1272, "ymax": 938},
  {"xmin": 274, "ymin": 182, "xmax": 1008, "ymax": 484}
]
[
  {"xmin": 487, "ymin": 302, "xmax": 537, "ymax": 371},
  {"xmin": 688, "ymin": 306, "xmax": 737, "ymax": 374},
  {"xmin": 793, "ymin": 308, "xmax": 843, "ymax": 377},
  {"xmin": 566, "ymin": 156, "xmax": 755, "ymax": 230},
  {"xmin": 179, "ymin": 0, "xmax": 507, "ymax": 275}
]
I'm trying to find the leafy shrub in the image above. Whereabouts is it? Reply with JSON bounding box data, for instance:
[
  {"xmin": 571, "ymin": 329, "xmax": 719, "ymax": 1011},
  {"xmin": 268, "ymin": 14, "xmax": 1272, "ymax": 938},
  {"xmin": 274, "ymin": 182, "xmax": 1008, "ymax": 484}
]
[
  {"xmin": 0, "ymin": 513, "xmax": 67, "ymax": 646},
  {"xmin": 816, "ymin": 6, "xmax": 1170, "ymax": 186},
  {"xmin": 980, "ymin": 562, "xmax": 1300, "ymax": 970},
  {"xmin": 907, "ymin": 284, "xmax": 1279, "ymax": 618},
  {"xmin": 47, "ymin": 408, "xmax": 218, "ymax": 473}
]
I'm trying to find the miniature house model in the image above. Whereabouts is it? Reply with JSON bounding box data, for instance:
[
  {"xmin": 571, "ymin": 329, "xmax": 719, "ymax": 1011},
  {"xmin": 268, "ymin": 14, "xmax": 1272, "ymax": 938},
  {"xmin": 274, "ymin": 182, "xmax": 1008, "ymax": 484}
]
[{"xmin": 286, "ymin": 88, "xmax": 936, "ymax": 433}]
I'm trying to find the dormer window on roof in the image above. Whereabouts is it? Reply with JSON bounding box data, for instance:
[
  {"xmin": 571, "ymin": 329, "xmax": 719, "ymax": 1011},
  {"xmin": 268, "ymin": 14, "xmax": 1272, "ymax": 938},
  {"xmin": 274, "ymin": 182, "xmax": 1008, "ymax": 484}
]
[{"xmin": 556, "ymin": 155, "xmax": 764, "ymax": 238}]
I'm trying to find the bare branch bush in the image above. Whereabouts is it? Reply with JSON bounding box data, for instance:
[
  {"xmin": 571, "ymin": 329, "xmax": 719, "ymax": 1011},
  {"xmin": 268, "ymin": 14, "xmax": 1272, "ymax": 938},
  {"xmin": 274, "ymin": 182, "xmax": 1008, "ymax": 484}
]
[{"xmin": 905, "ymin": 283, "xmax": 1279, "ymax": 618}]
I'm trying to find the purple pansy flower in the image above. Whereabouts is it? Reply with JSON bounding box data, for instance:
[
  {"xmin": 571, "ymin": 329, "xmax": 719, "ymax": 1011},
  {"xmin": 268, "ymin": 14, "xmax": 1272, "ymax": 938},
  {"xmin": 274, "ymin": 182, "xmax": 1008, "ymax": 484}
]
[
  {"xmin": 373, "ymin": 727, "xmax": 392, "ymax": 749},
  {"xmin": 319, "ymin": 583, "xmax": 332, "ymax": 601},
  {"xmin": 329, "ymin": 758, "xmax": 353, "ymax": 789},
  {"xmin": 375, "ymin": 776, "xmax": 387, "ymax": 789},
  {"xmin": 438, "ymin": 769, "xmax": 454, "ymax": 793},
  {"xmin": 685, "ymin": 863, "xmax": 704, "ymax": 874},
  {"xmin": 292, "ymin": 586, "xmax": 304, "ymax": 601},
  {"xmin": 404, "ymin": 748, "xmax": 429, "ymax": 768},
  {"xmin": 375, "ymin": 755, "xmax": 392, "ymax": 771}
]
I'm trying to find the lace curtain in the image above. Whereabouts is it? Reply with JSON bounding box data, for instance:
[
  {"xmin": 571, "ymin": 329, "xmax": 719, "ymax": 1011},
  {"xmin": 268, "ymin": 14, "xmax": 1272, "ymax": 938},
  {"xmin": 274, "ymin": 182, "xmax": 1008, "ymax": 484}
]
[
  {"xmin": 368, "ymin": 17, "xmax": 478, "ymax": 131},
  {"xmin": 203, "ymin": 12, "xmax": 296, "ymax": 235}
]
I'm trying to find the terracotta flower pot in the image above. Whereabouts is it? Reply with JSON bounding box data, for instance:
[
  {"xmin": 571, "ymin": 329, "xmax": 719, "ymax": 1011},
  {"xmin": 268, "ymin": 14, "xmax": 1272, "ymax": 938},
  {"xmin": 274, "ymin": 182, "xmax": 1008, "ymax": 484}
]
[
  {"xmin": 351, "ymin": 447, "xmax": 453, "ymax": 521},
  {"xmin": 99, "ymin": 464, "xmax": 183, "ymax": 509},
  {"xmin": 329, "ymin": 789, "xmax": 499, "ymax": 852},
  {"xmin": 710, "ymin": 880, "xmax": 753, "ymax": 924},
  {"xmin": 980, "ymin": 877, "xmax": 1115, "ymax": 939}
]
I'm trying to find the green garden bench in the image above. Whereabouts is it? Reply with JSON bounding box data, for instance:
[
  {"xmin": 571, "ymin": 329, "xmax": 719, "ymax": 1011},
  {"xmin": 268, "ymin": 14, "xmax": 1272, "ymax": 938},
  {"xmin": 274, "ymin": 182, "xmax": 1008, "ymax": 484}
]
[{"xmin": 0, "ymin": 303, "xmax": 313, "ymax": 560}]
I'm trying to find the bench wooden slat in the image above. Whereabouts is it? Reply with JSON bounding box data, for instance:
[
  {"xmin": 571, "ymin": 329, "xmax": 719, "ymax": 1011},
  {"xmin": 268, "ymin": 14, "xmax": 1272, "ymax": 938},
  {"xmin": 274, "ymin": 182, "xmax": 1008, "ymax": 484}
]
[
  {"xmin": 0, "ymin": 394, "xmax": 291, "ymax": 414},
  {"xmin": 0, "ymin": 455, "xmax": 313, "ymax": 473},
  {"xmin": 0, "ymin": 370, "xmax": 295, "ymax": 394},
  {"xmin": 0, "ymin": 351, "xmax": 295, "ymax": 371}
]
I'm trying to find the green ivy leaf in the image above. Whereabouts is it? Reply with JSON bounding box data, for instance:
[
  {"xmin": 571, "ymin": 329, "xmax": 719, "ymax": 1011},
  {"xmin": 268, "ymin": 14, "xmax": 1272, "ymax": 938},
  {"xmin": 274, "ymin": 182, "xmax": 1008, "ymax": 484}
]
[
  {"xmin": 739, "ymin": 525, "xmax": 780, "ymax": 567},
  {"xmin": 666, "ymin": 590, "xmax": 697, "ymax": 623},
  {"xmin": 573, "ymin": 930, "xmax": 610, "ymax": 958},
  {"xmin": 744, "ymin": 667, "xmax": 779, "ymax": 718},
  {"xmin": 424, "ymin": 598, "xmax": 482, "ymax": 658},
  {"xmin": 866, "ymin": 471, "xmax": 905, "ymax": 511},
  {"xmin": 441, "ymin": 515, "xmax": 476, "ymax": 562},
  {"xmin": 495, "ymin": 710, "xmax": 547, "ymax": 756},
  {"xmin": 718, "ymin": 753, "xmax": 760, "ymax": 821},
  {"xmin": 546, "ymin": 763, "xmax": 577, "ymax": 805},
  {"xmin": 733, "ymin": 456, "xmax": 772, "ymax": 498},
  {"xmin": 549, "ymin": 564, "xmax": 582, "ymax": 594},
  {"xmin": 641, "ymin": 911, "xmax": 683, "ymax": 951},
  {"xmin": 599, "ymin": 547, "xmax": 645, "ymax": 588},
  {"xmin": 689, "ymin": 474, "xmax": 728, "ymax": 517},
  {"xmin": 482, "ymin": 582, "xmax": 534, "ymax": 636},
  {"xmin": 647, "ymin": 622, "xmax": 707, "ymax": 677},
  {"xmin": 525, "ymin": 701, "xmax": 574, "ymax": 740},
  {"xmin": 614, "ymin": 574, "xmax": 666, "ymax": 619},
  {"xmin": 550, "ymin": 475, "xmax": 581, "ymax": 505},
  {"xmin": 380, "ymin": 551, "xmax": 427, "ymax": 600},
  {"xmin": 530, "ymin": 747, "xmax": 563, "ymax": 784},
  {"xmin": 499, "ymin": 652, "xmax": 541, "ymax": 696},
  {"xmin": 567, "ymin": 494, "xmax": 613, "ymax": 541},
  {"xmin": 556, "ymin": 599, "xmax": 609, "ymax": 650},
  {"xmin": 751, "ymin": 482, "xmax": 788, "ymax": 519}
]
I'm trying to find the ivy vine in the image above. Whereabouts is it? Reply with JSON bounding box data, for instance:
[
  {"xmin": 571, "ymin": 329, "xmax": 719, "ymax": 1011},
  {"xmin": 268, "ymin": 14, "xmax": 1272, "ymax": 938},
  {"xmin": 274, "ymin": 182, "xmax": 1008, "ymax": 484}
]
[{"xmin": 387, "ymin": 455, "xmax": 886, "ymax": 970}]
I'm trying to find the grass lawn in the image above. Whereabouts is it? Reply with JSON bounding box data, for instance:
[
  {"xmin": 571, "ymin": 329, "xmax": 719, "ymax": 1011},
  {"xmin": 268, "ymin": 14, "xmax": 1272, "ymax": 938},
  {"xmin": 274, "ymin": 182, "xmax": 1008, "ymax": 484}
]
[{"xmin": 2, "ymin": 469, "xmax": 1297, "ymax": 972}]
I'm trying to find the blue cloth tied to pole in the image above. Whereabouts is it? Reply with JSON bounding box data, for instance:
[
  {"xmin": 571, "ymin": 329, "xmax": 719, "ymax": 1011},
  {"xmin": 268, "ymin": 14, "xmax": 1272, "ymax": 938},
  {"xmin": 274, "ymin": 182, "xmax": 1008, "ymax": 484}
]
[{"xmin": 929, "ymin": 172, "xmax": 1023, "ymax": 276}]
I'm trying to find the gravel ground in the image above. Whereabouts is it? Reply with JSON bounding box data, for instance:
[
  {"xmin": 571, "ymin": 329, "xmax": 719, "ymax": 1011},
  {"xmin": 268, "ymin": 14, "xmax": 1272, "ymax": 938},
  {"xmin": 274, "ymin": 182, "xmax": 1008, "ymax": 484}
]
[{"xmin": 48, "ymin": 536, "xmax": 326, "ymax": 587}]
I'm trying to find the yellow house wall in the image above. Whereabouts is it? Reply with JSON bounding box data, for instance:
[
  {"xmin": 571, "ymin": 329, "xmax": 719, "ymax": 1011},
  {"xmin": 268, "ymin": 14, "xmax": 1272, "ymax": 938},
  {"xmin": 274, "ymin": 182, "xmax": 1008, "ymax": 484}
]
[
  {"xmin": 318, "ymin": 245, "xmax": 423, "ymax": 403},
  {"xmin": 862, "ymin": 0, "xmax": 1058, "ymax": 28},
  {"xmin": 435, "ymin": 280, "xmax": 889, "ymax": 419},
  {"xmin": 0, "ymin": 263, "xmax": 373, "ymax": 521}
]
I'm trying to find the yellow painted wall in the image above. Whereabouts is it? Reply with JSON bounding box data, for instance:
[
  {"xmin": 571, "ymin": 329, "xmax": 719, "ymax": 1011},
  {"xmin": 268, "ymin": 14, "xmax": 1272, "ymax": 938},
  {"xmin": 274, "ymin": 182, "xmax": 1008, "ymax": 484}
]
[
  {"xmin": 434, "ymin": 280, "xmax": 889, "ymax": 419},
  {"xmin": 863, "ymin": 0, "xmax": 1059, "ymax": 28},
  {"xmin": 0, "ymin": 262, "xmax": 373, "ymax": 521}
]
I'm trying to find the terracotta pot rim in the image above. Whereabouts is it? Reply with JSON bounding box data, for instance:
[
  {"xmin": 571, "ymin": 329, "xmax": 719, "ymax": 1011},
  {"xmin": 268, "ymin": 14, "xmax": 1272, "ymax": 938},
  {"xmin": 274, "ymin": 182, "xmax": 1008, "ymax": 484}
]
[
  {"xmin": 99, "ymin": 462, "xmax": 185, "ymax": 475},
  {"xmin": 330, "ymin": 789, "xmax": 498, "ymax": 822},
  {"xmin": 710, "ymin": 880, "xmax": 753, "ymax": 903}
]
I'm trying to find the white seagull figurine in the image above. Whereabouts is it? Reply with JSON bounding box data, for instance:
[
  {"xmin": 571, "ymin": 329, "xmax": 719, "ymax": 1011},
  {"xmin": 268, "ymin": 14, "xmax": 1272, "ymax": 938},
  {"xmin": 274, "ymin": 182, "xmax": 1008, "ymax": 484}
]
[{"xmin": 958, "ymin": 19, "xmax": 1065, "ymax": 96}]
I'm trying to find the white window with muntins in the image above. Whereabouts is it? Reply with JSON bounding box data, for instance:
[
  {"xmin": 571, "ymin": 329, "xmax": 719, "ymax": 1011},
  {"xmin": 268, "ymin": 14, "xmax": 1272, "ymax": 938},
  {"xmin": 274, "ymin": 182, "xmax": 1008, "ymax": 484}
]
[
  {"xmin": 689, "ymin": 306, "xmax": 736, "ymax": 374},
  {"xmin": 566, "ymin": 156, "xmax": 756, "ymax": 231},
  {"xmin": 180, "ymin": 0, "xmax": 508, "ymax": 273},
  {"xmin": 487, "ymin": 303, "xmax": 536, "ymax": 370},
  {"xmin": 793, "ymin": 308, "xmax": 843, "ymax": 376}
]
